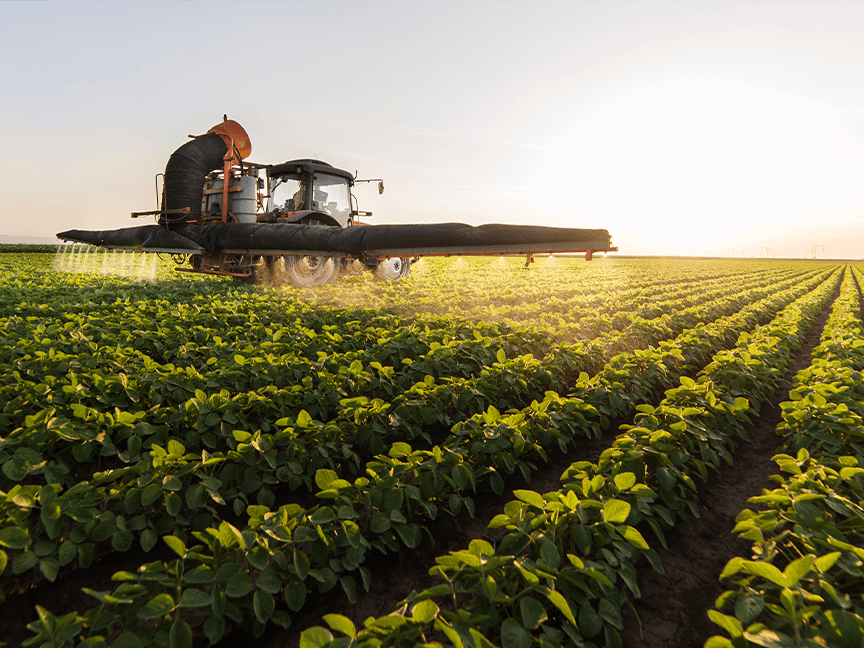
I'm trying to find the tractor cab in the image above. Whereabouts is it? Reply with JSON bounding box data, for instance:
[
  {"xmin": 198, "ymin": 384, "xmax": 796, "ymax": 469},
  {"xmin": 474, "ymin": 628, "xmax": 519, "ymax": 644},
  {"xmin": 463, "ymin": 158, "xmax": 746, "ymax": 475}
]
[{"xmin": 265, "ymin": 159, "xmax": 356, "ymax": 227}]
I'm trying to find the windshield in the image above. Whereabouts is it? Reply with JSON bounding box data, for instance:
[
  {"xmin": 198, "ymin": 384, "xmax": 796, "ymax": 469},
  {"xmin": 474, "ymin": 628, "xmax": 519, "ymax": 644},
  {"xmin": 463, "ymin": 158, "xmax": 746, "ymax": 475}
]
[
  {"xmin": 313, "ymin": 173, "xmax": 351, "ymax": 223},
  {"xmin": 269, "ymin": 176, "xmax": 304, "ymax": 212}
]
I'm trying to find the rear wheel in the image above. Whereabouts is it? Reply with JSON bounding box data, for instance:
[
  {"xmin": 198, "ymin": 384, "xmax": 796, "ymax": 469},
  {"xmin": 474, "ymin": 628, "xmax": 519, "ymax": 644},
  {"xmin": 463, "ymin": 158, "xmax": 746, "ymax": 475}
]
[
  {"xmin": 283, "ymin": 254, "xmax": 338, "ymax": 287},
  {"xmin": 374, "ymin": 257, "xmax": 412, "ymax": 281},
  {"xmin": 277, "ymin": 216, "xmax": 341, "ymax": 287}
]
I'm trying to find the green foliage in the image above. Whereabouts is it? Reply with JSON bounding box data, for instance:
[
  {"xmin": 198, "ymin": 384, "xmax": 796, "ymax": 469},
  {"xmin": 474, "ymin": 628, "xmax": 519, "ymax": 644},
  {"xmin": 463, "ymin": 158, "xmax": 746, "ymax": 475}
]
[{"xmin": 0, "ymin": 253, "xmax": 848, "ymax": 647}]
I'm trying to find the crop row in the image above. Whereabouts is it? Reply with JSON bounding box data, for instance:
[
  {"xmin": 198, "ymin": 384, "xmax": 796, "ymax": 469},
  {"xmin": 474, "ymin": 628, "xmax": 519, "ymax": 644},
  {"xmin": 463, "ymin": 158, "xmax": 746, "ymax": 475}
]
[
  {"xmin": 14, "ymin": 268, "xmax": 840, "ymax": 646},
  {"xmin": 0, "ymin": 268, "xmax": 838, "ymax": 610},
  {"xmin": 0, "ymin": 262, "xmax": 831, "ymax": 509},
  {"xmin": 315, "ymin": 257, "xmax": 821, "ymax": 341},
  {"xmin": 703, "ymin": 266, "xmax": 864, "ymax": 647},
  {"xmin": 0, "ymin": 264, "xmax": 834, "ymax": 500},
  {"xmin": 293, "ymin": 266, "xmax": 839, "ymax": 647}
]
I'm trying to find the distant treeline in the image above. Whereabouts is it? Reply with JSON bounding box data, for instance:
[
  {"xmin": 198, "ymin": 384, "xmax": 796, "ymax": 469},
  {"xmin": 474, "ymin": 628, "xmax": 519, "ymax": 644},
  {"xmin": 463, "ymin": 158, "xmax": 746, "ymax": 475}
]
[{"xmin": 0, "ymin": 244, "xmax": 59, "ymax": 253}]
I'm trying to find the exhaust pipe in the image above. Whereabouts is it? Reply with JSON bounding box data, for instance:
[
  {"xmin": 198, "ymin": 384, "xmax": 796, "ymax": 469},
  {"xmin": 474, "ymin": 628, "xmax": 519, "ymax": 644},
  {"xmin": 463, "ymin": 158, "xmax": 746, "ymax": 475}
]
[{"xmin": 160, "ymin": 118, "xmax": 251, "ymax": 225}]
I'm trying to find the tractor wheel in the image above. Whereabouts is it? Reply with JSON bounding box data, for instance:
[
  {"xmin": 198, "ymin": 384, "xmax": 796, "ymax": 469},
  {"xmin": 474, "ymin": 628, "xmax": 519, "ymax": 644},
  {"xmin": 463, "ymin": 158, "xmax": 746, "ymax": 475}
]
[
  {"xmin": 374, "ymin": 257, "xmax": 412, "ymax": 281},
  {"xmin": 283, "ymin": 255, "xmax": 338, "ymax": 287}
]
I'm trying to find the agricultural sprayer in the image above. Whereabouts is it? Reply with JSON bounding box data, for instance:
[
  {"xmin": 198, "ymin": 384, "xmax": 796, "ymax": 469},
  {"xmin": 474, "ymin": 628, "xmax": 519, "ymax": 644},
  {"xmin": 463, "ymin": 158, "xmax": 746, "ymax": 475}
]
[{"xmin": 57, "ymin": 117, "xmax": 617, "ymax": 286}]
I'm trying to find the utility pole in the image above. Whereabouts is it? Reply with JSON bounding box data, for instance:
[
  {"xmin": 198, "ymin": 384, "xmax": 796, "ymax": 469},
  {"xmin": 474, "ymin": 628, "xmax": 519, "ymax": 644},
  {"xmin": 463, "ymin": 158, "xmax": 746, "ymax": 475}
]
[
  {"xmin": 759, "ymin": 247, "xmax": 775, "ymax": 258},
  {"xmin": 812, "ymin": 244, "xmax": 826, "ymax": 258}
]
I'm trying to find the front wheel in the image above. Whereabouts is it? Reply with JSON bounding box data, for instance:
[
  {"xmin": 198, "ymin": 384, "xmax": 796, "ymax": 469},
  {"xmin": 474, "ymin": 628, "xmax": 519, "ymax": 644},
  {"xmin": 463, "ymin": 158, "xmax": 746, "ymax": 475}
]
[
  {"xmin": 374, "ymin": 257, "xmax": 412, "ymax": 281},
  {"xmin": 282, "ymin": 255, "xmax": 338, "ymax": 287}
]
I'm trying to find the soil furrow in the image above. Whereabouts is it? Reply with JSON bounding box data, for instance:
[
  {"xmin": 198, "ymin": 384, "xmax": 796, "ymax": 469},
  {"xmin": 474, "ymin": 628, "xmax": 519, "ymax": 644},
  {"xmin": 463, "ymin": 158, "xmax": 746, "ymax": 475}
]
[{"xmin": 618, "ymin": 274, "xmax": 838, "ymax": 648}]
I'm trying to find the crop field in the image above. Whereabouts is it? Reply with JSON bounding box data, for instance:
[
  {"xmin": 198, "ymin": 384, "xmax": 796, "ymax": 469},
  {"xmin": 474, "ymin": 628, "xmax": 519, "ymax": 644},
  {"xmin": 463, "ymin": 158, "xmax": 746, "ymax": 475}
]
[{"xmin": 2, "ymin": 251, "xmax": 863, "ymax": 648}]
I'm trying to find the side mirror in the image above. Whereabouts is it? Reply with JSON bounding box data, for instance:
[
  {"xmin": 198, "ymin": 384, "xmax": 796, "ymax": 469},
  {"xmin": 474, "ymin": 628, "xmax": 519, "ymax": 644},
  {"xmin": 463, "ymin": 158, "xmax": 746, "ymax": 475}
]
[{"xmin": 378, "ymin": 181, "xmax": 384, "ymax": 195}]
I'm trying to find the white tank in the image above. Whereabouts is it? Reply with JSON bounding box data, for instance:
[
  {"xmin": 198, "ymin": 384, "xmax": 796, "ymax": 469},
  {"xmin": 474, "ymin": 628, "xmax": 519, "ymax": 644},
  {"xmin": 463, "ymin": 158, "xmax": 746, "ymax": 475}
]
[{"xmin": 203, "ymin": 175, "xmax": 258, "ymax": 223}]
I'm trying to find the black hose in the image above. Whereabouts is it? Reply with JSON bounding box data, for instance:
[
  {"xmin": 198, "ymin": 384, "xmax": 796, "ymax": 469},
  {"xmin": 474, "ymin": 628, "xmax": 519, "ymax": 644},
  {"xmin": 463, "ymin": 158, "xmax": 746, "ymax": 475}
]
[{"xmin": 160, "ymin": 134, "xmax": 228, "ymax": 225}]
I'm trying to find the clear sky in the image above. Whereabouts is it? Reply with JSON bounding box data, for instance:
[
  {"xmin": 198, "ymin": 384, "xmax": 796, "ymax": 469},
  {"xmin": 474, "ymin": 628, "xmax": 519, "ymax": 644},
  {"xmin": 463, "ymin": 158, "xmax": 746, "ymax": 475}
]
[{"xmin": 2, "ymin": 0, "xmax": 863, "ymax": 258}]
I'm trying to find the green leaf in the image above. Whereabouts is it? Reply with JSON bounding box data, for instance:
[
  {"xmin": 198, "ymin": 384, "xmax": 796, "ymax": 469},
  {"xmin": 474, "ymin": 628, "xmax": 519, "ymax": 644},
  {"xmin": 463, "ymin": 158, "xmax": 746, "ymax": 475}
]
[
  {"xmin": 39, "ymin": 557, "xmax": 60, "ymax": 582},
  {"xmin": 78, "ymin": 639, "xmax": 108, "ymax": 648},
  {"xmin": 0, "ymin": 526, "xmax": 31, "ymax": 549},
  {"xmin": 112, "ymin": 632, "xmax": 146, "ymax": 648},
  {"xmin": 296, "ymin": 410, "xmax": 312, "ymax": 428},
  {"xmin": 315, "ymin": 469, "xmax": 339, "ymax": 490},
  {"xmin": 78, "ymin": 543, "xmax": 95, "ymax": 568},
  {"xmin": 371, "ymin": 512, "xmax": 391, "ymax": 533},
  {"xmin": 141, "ymin": 483, "xmax": 162, "ymax": 506},
  {"xmin": 603, "ymin": 499, "xmax": 631, "ymax": 524},
  {"xmin": 614, "ymin": 472, "xmax": 636, "ymax": 491},
  {"xmin": 310, "ymin": 507, "xmax": 336, "ymax": 526},
  {"xmin": 655, "ymin": 466, "xmax": 676, "ymax": 492},
  {"xmin": 247, "ymin": 544, "xmax": 270, "ymax": 570},
  {"xmin": 163, "ymin": 535, "xmax": 187, "ymax": 558},
  {"xmin": 0, "ymin": 549, "xmax": 7, "ymax": 574},
  {"xmin": 179, "ymin": 588, "xmax": 212, "ymax": 608},
  {"xmin": 226, "ymin": 571, "xmax": 255, "ymax": 598},
  {"xmin": 163, "ymin": 476, "xmax": 182, "ymax": 491},
  {"xmin": 497, "ymin": 349, "xmax": 507, "ymax": 364},
  {"xmin": 734, "ymin": 595, "xmax": 764, "ymax": 625},
  {"xmin": 578, "ymin": 606, "xmax": 603, "ymax": 638},
  {"xmin": 708, "ymin": 610, "xmax": 743, "ymax": 638},
  {"xmin": 501, "ymin": 618, "xmax": 531, "ymax": 648},
  {"xmin": 185, "ymin": 484, "xmax": 205, "ymax": 509},
  {"xmin": 539, "ymin": 541, "xmax": 560, "ymax": 569},
  {"xmin": 254, "ymin": 590, "xmax": 275, "ymax": 623},
  {"xmin": 513, "ymin": 490, "xmax": 544, "ymax": 509},
  {"xmin": 140, "ymin": 529, "xmax": 157, "ymax": 552},
  {"xmin": 389, "ymin": 442, "xmax": 413, "ymax": 458},
  {"xmin": 40, "ymin": 501, "xmax": 62, "ymax": 539},
  {"xmin": 395, "ymin": 524, "xmax": 422, "ymax": 548},
  {"xmin": 741, "ymin": 561, "xmax": 786, "ymax": 588},
  {"xmin": 183, "ymin": 565, "xmax": 215, "ymax": 584},
  {"xmin": 437, "ymin": 620, "xmax": 465, "ymax": 648},
  {"xmin": 544, "ymin": 589, "xmax": 576, "ymax": 626},
  {"xmin": 203, "ymin": 616, "xmax": 225, "ymax": 645},
  {"xmin": 112, "ymin": 528, "xmax": 134, "ymax": 552},
  {"xmin": 2, "ymin": 457, "xmax": 30, "ymax": 481},
  {"xmin": 340, "ymin": 576, "xmax": 357, "ymax": 604},
  {"xmin": 55, "ymin": 540, "xmax": 78, "ymax": 571},
  {"xmin": 383, "ymin": 488, "xmax": 404, "ymax": 514},
  {"xmin": 815, "ymin": 551, "xmax": 841, "ymax": 573},
  {"xmin": 167, "ymin": 439, "xmax": 185, "ymax": 456},
  {"xmin": 256, "ymin": 567, "xmax": 282, "ymax": 594},
  {"xmin": 137, "ymin": 593, "xmax": 176, "ymax": 619},
  {"xmin": 783, "ymin": 555, "xmax": 815, "ymax": 587},
  {"xmin": 285, "ymin": 579, "xmax": 306, "ymax": 612},
  {"xmin": 300, "ymin": 627, "xmax": 334, "ymax": 648},
  {"xmin": 13, "ymin": 550, "xmax": 37, "ymax": 573},
  {"xmin": 470, "ymin": 628, "xmax": 498, "ymax": 648},
  {"xmin": 294, "ymin": 549, "xmax": 310, "ymax": 580},
  {"xmin": 323, "ymin": 613, "xmax": 356, "ymax": 638},
  {"xmin": 519, "ymin": 596, "xmax": 546, "ymax": 630},
  {"xmin": 412, "ymin": 599, "xmax": 439, "ymax": 624},
  {"xmin": 169, "ymin": 618, "xmax": 192, "ymax": 648},
  {"xmin": 621, "ymin": 526, "xmax": 650, "ymax": 550}
]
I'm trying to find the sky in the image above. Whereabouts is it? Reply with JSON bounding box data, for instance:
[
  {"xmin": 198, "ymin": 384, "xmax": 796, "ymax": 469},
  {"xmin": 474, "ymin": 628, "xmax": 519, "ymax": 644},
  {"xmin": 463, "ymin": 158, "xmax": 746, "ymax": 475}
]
[{"xmin": 2, "ymin": 0, "xmax": 863, "ymax": 258}]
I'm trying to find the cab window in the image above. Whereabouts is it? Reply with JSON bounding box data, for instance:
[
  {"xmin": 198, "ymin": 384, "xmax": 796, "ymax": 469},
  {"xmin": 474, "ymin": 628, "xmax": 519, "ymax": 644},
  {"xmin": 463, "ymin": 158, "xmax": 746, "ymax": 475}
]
[{"xmin": 313, "ymin": 173, "xmax": 351, "ymax": 224}]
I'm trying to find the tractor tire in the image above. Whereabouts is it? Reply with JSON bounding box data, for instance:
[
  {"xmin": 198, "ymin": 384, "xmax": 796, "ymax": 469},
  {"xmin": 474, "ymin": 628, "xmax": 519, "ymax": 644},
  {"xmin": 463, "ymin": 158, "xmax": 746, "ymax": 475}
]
[
  {"xmin": 276, "ymin": 216, "xmax": 342, "ymax": 287},
  {"xmin": 282, "ymin": 255, "xmax": 339, "ymax": 287},
  {"xmin": 374, "ymin": 257, "xmax": 412, "ymax": 281}
]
